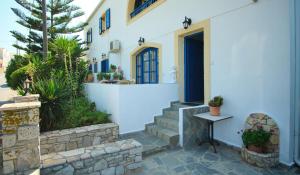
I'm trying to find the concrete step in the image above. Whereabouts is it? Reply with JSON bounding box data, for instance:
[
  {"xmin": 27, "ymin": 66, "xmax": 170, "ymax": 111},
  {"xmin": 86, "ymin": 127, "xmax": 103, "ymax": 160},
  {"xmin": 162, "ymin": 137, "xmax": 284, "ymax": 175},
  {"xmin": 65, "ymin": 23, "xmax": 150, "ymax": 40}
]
[
  {"xmin": 154, "ymin": 116, "xmax": 178, "ymax": 132},
  {"xmin": 170, "ymin": 102, "xmax": 189, "ymax": 110},
  {"xmin": 145, "ymin": 124, "xmax": 179, "ymax": 147},
  {"xmin": 120, "ymin": 131, "xmax": 169, "ymax": 157},
  {"xmin": 162, "ymin": 108, "xmax": 179, "ymax": 120}
]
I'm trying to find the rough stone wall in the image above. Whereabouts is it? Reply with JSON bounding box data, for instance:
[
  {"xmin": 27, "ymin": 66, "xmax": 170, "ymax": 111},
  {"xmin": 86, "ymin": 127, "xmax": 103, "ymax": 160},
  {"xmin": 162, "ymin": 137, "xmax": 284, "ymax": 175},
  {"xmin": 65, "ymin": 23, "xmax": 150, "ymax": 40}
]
[
  {"xmin": 182, "ymin": 106, "xmax": 209, "ymax": 148},
  {"xmin": 0, "ymin": 101, "xmax": 41, "ymax": 175},
  {"xmin": 13, "ymin": 94, "xmax": 40, "ymax": 103},
  {"xmin": 41, "ymin": 139, "xmax": 143, "ymax": 175},
  {"xmin": 40, "ymin": 123, "xmax": 119, "ymax": 155}
]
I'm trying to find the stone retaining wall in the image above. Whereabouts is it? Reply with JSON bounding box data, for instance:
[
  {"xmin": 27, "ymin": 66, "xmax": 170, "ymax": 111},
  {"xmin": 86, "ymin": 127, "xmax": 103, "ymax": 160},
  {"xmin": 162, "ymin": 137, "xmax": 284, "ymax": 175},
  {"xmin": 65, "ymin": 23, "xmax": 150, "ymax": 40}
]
[
  {"xmin": 40, "ymin": 123, "xmax": 119, "ymax": 155},
  {"xmin": 241, "ymin": 148, "xmax": 279, "ymax": 168},
  {"xmin": 41, "ymin": 139, "xmax": 143, "ymax": 175}
]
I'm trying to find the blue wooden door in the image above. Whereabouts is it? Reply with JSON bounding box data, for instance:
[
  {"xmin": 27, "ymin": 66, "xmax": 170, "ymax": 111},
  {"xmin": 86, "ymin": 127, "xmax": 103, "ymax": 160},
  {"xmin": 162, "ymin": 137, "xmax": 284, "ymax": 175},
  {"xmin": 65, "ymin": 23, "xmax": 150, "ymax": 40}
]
[{"xmin": 184, "ymin": 32, "xmax": 204, "ymax": 103}]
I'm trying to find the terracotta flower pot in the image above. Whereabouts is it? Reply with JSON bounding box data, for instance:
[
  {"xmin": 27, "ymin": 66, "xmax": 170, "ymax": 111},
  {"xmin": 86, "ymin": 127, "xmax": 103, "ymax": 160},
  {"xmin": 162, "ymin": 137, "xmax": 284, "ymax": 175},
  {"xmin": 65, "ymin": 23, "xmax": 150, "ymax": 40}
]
[
  {"xmin": 87, "ymin": 74, "xmax": 94, "ymax": 82},
  {"xmin": 247, "ymin": 145, "xmax": 263, "ymax": 153},
  {"xmin": 210, "ymin": 106, "xmax": 220, "ymax": 116}
]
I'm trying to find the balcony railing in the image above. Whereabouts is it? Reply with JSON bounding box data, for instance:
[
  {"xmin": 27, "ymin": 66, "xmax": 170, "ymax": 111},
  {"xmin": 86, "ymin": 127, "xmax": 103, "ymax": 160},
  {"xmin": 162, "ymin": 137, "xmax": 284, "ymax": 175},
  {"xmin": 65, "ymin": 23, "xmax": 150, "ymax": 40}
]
[{"xmin": 130, "ymin": 0, "xmax": 157, "ymax": 18}]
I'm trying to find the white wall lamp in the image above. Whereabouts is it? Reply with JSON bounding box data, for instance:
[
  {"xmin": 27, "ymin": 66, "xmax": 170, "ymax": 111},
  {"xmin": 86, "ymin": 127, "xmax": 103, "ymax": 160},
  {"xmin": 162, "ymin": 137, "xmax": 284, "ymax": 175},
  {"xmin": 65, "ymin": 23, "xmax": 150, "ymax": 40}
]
[{"xmin": 138, "ymin": 37, "xmax": 145, "ymax": 46}]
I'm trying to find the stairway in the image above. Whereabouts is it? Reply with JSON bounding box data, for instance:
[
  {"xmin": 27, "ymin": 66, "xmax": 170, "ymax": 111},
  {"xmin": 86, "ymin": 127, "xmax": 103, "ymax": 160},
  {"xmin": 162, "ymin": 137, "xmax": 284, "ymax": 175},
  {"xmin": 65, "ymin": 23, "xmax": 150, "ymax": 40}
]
[{"xmin": 145, "ymin": 102, "xmax": 189, "ymax": 148}]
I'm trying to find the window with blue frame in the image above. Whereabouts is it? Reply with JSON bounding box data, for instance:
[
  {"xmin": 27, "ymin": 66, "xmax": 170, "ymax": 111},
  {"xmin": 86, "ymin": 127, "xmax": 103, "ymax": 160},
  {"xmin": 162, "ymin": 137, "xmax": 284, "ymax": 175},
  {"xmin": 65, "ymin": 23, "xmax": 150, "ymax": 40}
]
[
  {"xmin": 131, "ymin": 0, "xmax": 157, "ymax": 18},
  {"xmin": 94, "ymin": 62, "xmax": 98, "ymax": 73},
  {"xmin": 99, "ymin": 8, "xmax": 111, "ymax": 35},
  {"xmin": 88, "ymin": 64, "xmax": 93, "ymax": 71},
  {"xmin": 136, "ymin": 47, "xmax": 158, "ymax": 84},
  {"xmin": 87, "ymin": 28, "xmax": 92, "ymax": 43},
  {"xmin": 101, "ymin": 59, "xmax": 109, "ymax": 73}
]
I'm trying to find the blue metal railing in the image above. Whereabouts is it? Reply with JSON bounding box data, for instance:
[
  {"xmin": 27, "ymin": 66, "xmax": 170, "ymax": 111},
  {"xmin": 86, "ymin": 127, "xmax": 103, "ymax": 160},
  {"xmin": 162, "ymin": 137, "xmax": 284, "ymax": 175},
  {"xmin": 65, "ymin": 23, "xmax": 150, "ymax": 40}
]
[{"xmin": 130, "ymin": 0, "xmax": 157, "ymax": 18}]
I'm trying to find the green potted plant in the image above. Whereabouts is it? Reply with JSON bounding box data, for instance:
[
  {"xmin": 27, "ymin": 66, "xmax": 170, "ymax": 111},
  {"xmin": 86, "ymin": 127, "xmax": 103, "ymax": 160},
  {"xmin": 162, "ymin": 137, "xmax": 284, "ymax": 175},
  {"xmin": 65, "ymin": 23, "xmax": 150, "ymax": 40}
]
[
  {"xmin": 103, "ymin": 73, "xmax": 111, "ymax": 80},
  {"xmin": 86, "ymin": 70, "xmax": 94, "ymax": 82},
  {"xmin": 97, "ymin": 73, "xmax": 104, "ymax": 81},
  {"xmin": 118, "ymin": 73, "xmax": 124, "ymax": 80},
  {"xmin": 208, "ymin": 96, "xmax": 223, "ymax": 116},
  {"xmin": 242, "ymin": 128, "xmax": 271, "ymax": 153},
  {"xmin": 113, "ymin": 72, "xmax": 119, "ymax": 80},
  {"xmin": 110, "ymin": 64, "xmax": 117, "ymax": 72}
]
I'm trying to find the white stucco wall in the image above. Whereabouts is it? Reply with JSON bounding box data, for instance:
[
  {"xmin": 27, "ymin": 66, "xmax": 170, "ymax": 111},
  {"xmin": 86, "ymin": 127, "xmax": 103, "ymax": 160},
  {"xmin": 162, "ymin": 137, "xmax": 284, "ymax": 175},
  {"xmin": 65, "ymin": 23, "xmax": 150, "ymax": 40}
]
[
  {"xmin": 85, "ymin": 83, "xmax": 178, "ymax": 134},
  {"xmin": 84, "ymin": 0, "xmax": 293, "ymax": 164}
]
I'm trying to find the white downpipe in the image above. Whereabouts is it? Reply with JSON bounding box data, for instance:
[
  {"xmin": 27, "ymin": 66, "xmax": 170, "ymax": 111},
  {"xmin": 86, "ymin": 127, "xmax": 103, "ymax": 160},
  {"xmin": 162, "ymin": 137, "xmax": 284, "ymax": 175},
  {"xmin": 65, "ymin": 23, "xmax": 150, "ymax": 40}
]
[{"xmin": 293, "ymin": 0, "xmax": 300, "ymax": 166}]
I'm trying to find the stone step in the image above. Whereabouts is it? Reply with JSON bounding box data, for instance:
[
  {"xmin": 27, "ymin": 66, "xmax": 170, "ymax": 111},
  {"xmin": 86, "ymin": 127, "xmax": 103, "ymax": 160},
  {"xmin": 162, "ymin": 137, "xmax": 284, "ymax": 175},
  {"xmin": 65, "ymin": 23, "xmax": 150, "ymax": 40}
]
[
  {"xmin": 154, "ymin": 116, "xmax": 179, "ymax": 132},
  {"xmin": 170, "ymin": 102, "xmax": 189, "ymax": 110},
  {"xmin": 145, "ymin": 124, "xmax": 179, "ymax": 147},
  {"xmin": 120, "ymin": 131, "xmax": 169, "ymax": 157},
  {"xmin": 162, "ymin": 108, "xmax": 179, "ymax": 120}
]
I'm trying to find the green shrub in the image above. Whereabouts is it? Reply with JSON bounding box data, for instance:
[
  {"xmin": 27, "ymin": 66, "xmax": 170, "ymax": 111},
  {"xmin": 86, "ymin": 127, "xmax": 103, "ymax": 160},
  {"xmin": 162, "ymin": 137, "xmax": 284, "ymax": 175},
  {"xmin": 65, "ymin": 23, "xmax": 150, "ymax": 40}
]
[
  {"xmin": 60, "ymin": 97, "xmax": 110, "ymax": 129},
  {"xmin": 5, "ymin": 55, "xmax": 29, "ymax": 89},
  {"xmin": 9, "ymin": 66, "xmax": 28, "ymax": 90},
  {"xmin": 208, "ymin": 96, "xmax": 223, "ymax": 107},
  {"xmin": 242, "ymin": 129, "xmax": 271, "ymax": 147}
]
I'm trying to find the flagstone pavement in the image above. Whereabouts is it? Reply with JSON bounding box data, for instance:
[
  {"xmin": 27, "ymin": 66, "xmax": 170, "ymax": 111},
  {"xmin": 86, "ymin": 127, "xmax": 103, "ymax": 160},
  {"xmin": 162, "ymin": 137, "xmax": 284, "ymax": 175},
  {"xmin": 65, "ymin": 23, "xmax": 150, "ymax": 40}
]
[{"xmin": 128, "ymin": 144, "xmax": 300, "ymax": 175}]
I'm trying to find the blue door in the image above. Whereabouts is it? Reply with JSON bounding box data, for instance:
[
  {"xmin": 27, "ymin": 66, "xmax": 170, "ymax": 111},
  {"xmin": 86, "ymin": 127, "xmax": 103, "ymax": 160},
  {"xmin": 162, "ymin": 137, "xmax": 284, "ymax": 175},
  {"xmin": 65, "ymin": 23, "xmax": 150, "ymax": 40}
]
[
  {"xmin": 184, "ymin": 32, "xmax": 204, "ymax": 103},
  {"xmin": 136, "ymin": 48, "xmax": 159, "ymax": 84}
]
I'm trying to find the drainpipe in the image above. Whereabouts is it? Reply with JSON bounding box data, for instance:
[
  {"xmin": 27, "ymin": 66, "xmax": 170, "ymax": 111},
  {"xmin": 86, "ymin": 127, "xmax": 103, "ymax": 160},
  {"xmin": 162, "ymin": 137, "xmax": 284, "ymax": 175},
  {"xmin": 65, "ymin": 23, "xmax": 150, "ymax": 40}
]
[{"xmin": 292, "ymin": 0, "xmax": 300, "ymax": 166}]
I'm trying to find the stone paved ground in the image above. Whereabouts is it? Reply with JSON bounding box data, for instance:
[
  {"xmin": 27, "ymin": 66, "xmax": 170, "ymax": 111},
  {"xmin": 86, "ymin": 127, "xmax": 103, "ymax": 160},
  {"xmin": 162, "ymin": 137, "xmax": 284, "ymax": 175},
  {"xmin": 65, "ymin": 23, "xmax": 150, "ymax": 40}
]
[{"xmin": 129, "ymin": 144, "xmax": 300, "ymax": 175}]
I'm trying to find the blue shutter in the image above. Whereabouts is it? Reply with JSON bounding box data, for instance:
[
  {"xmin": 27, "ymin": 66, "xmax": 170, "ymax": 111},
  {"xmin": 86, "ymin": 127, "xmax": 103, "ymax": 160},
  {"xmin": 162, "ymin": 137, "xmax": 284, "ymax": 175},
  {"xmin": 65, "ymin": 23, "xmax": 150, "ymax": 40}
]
[
  {"xmin": 106, "ymin": 9, "xmax": 111, "ymax": 29},
  {"xmin": 91, "ymin": 28, "xmax": 93, "ymax": 42},
  {"xmin": 99, "ymin": 17, "xmax": 103, "ymax": 34}
]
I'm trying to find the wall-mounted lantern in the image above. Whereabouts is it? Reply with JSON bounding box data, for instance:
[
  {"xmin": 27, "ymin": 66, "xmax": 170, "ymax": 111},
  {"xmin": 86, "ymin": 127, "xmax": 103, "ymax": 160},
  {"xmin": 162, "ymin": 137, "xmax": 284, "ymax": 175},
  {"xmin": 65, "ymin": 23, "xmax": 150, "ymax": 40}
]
[
  {"xmin": 102, "ymin": 53, "xmax": 107, "ymax": 59},
  {"xmin": 92, "ymin": 58, "xmax": 97, "ymax": 63},
  {"xmin": 138, "ymin": 37, "xmax": 145, "ymax": 46},
  {"xmin": 183, "ymin": 16, "xmax": 192, "ymax": 29}
]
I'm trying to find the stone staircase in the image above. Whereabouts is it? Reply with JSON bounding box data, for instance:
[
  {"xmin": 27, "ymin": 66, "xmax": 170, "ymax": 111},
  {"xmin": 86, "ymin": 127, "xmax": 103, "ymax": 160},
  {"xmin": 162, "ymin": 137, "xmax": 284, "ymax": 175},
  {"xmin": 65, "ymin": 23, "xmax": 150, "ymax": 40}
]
[{"xmin": 145, "ymin": 102, "xmax": 189, "ymax": 148}]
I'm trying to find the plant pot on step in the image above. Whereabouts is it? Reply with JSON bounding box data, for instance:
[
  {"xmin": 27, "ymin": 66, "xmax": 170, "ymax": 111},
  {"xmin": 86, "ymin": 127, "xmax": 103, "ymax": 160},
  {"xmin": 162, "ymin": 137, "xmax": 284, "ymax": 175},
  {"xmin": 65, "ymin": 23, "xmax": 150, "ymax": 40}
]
[{"xmin": 210, "ymin": 106, "xmax": 220, "ymax": 116}]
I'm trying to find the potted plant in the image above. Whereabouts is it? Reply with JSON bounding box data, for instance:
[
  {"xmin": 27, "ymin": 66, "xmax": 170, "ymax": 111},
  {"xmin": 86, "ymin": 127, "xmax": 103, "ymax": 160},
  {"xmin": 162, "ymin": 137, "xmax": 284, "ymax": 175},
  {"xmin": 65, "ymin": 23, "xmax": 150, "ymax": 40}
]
[
  {"xmin": 208, "ymin": 96, "xmax": 223, "ymax": 116},
  {"xmin": 118, "ymin": 73, "xmax": 124, "ymax": 80},
  {"xmin": 97, "ymin": 73, "xmax": 104, "ymax": 81},
  {"xmin": 110, "ymin": 64, "xmax": 117, "ymax": 72},
  {"xmin": 103, "ymin": 73, "xmax": 111, "ymax": 80},
  {"xmin": 112, "ymin": 72, "xmax": 119, "ymax": 80},
  {"xmin": 86, "ymin": 70, "xmax": 94, "ymax": 82},
  {"xmin": 242, "ymin": 128, "xmax": 271, "ymax": 153}
]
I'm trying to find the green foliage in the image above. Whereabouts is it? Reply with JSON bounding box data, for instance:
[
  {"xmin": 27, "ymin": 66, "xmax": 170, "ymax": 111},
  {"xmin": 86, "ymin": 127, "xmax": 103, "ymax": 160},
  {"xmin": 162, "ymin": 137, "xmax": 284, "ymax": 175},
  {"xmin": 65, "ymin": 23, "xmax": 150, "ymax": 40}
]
[
  {"xmin": 5, "ymin": 55, "xmax": 29, "ymax": 88},
  {"xmin": 60, "ymin": 97, "xmax": 110, "ymax": 130},
  {"xmin": 17, "ymin": 87, "xmax": 26, "ymax": 96},
  {"xmin": 11, "ymin": 0, "xmax": 87, "ymax": 54},
  {"xmin": 9, "ymin": 66, "xmax": 28, "ymax": 90},
  {"xmin": 242, "ymin": 129, "xmax": 271, "ymax": 147},
  {"xmin": 97, "ymin": 72, "xmax": 104, "ymax": 81},
  {"xmin": 110, "ymin": 64, "xmax": 117, "ymax": 71},
  {"xmin": 103, "ymin": 73, "xmax": 111, "ymax": 80},
  {"xmin": 208, "ymin": 96, "xmax": 223, "ymax": 107},
  {"xmin": 30, "ymin": 76, "xmax": 71, "ymax": 132}
]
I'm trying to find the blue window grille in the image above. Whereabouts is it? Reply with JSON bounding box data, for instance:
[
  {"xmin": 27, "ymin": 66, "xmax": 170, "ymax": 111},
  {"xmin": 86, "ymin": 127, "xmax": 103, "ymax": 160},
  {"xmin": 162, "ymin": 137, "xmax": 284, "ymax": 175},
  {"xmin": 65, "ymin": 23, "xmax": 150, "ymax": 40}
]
[
  {"xmin": 87, "ymin": 28, "xmax": 93, "ymax": 43},
  {"xmin": 106, "ymin": 9, "xmax": 111, "ymax": 29},
  {"xmin": 101, "ymin": 59, "xmax": 109, "ymax": 73},
  {"xmin": 130, "ymin": 0, "xmax": 157, "ymax": 18},
  {"xmin": 99, "ymin": 17, "xmax": 103, "ymax": 34},
  {"xmin": 94, "ymin": 62, "xmax": 98, "ymax": 73},
  {"xmin": 136, "ymin": 47, "xmax": 158, "ymax": 84},
  {"xmin": 88, "ymin": 64, "xmax": 93, "ymax": 71}
]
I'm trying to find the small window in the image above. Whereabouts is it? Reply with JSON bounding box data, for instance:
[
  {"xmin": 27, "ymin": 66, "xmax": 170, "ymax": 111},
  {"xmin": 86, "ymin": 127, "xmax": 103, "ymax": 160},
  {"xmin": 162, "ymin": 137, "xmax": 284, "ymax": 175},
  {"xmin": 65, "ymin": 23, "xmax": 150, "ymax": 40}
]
[
  {"xmin": 88, "ymin": 64, "xmax": 93, "ymax": 71},
  {"xmin": 94, "ymin": 62, "xmax": 98, "ymax": 73},
  {"xmin": 101, "ymin": 59, "xmax": 109, "ymax": 73},
  {"xmin": 131, "ymin": 0, "xmax": 158, "ymax": 18},
  {"xmin": 87, "ymin": 28, "xmax": 92, "ymax": 44},
  {"xmin": 99, "ymin": 8, "xmax": 111, "ymax": 35}
]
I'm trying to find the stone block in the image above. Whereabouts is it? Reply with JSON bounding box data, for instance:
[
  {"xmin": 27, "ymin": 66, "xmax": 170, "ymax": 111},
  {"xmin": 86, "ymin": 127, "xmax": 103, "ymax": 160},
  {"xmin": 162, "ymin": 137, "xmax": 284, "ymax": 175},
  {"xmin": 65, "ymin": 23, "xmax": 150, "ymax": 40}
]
[
  {"xmin": 102, "ymin": 167, "xmax": 115, "ymax": 175},
  {"xmin": 16, "ymin": 148, "xmax": 40, "ymax": 171},
  {"xmin": 17, "ymin": 126, "xmax": 39, "ymax": 141},
  {"xmin": 3, "ymin": 160, "xmax": 14, "ymax": 174},
  {"xmin": 2, "ymin": 134, "xmax": 16, "ymax": 148},
  {"xmin": 94, "ymin": 159, "xmax": 108, "ymax": 171}
]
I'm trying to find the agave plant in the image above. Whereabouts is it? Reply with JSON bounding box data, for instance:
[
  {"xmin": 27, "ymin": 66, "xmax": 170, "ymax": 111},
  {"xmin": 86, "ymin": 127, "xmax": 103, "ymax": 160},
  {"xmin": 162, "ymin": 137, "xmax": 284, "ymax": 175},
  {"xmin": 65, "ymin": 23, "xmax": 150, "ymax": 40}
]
[{"xmin": 30, "ymin": 76, "xmax": 71, "ymax": 131}]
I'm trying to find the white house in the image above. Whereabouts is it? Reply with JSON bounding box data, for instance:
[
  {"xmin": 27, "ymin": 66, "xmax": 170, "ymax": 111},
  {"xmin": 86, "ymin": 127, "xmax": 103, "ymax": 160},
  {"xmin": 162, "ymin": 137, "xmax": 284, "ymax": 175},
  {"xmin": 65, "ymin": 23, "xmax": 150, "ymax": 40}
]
[{"xmin": 83, "ymin": 0, "xmax": 300, "ymax": 166}]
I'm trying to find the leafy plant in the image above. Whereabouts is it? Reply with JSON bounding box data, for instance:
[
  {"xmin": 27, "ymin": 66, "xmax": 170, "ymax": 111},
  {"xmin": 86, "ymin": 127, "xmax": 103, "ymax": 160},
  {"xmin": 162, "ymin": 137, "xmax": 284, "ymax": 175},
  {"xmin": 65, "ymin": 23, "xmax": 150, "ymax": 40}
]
[
  {"xmin": 110, "ymin": 64, "xmax": 117, "ymax": 71},
  {"xmin": 103, "ymin": 73, "xmax": 111, "ymax": 80},
  {"xmin": 242, "ymin": 129, "xmax": 271, "ymax": 148},
  {"xmin": 30, "ymin": 76, "xmax": 71, "ymax": 132},
  {"xmin": 97, "ymin": 72, "xmax": 104, "ymax": 81},
  {"xmin": 208, "ymin": 96, "xmax": 223, "ymax": 107},
  {"xmin": 113, "ymin": 72, "xmax": 119, "ymax": 80}
]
